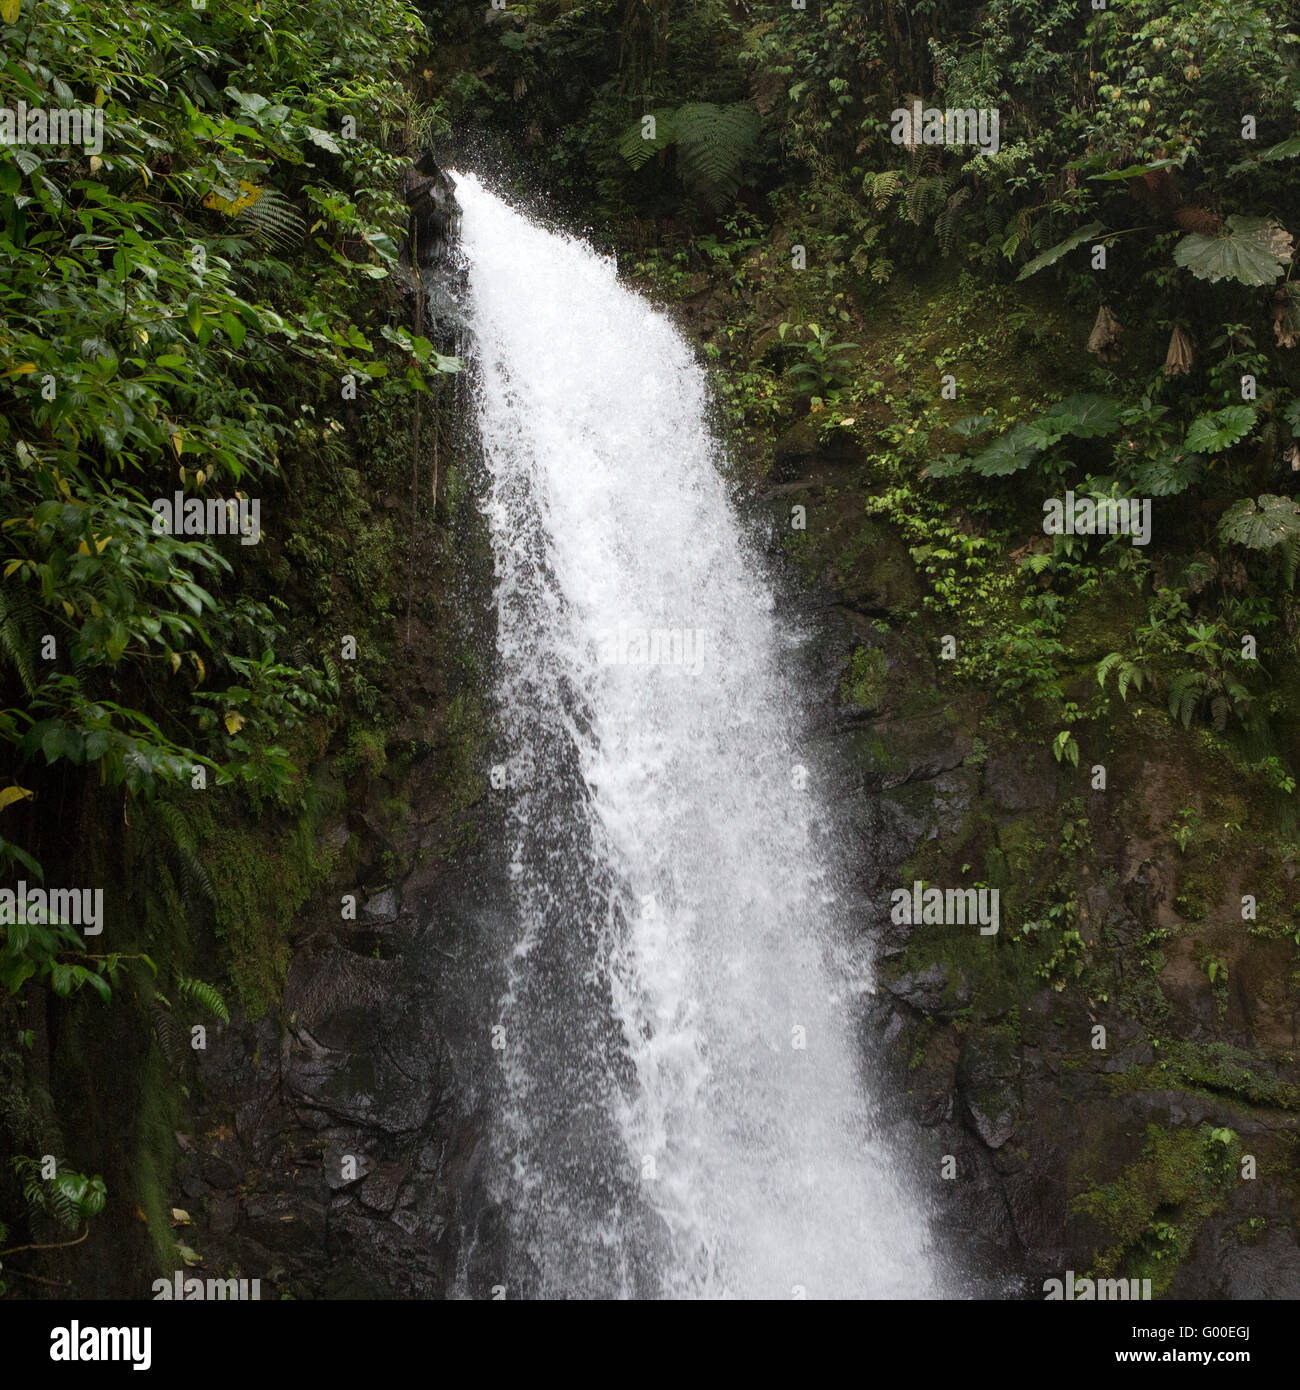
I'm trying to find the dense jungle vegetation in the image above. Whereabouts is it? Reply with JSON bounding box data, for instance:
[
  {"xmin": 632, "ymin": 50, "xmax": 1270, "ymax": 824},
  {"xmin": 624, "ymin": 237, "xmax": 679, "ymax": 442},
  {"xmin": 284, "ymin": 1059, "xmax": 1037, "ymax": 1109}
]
[{"xmin": 2, "ymin": 0, "xmax": 1299, "ymax": 1297}]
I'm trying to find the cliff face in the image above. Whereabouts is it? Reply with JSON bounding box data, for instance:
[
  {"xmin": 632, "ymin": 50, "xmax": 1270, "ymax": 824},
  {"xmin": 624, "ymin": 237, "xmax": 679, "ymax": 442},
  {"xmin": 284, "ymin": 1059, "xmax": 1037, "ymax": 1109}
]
[
  {"xmin": 150, "ymin": 166, "xmax": 503, "ymax": 1301},
  {"xmin": 801, "ymin": 525, "xmax": 1300, "ymax": 1298},
  {"xmin": 736, "ymin": 312, "xmax": 1300, "ymax": 1301},
  {"xmin": 180, "ymin": 208, "xmax": 1300, "ymax": 1304}
]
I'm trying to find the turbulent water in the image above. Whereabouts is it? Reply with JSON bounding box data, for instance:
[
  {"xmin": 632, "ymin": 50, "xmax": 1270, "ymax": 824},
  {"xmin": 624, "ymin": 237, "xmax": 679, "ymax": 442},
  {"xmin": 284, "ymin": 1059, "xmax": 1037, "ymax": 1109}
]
[{"xmin": 455, "ymin": 171, "xmax": 943, "ymax": 1299}]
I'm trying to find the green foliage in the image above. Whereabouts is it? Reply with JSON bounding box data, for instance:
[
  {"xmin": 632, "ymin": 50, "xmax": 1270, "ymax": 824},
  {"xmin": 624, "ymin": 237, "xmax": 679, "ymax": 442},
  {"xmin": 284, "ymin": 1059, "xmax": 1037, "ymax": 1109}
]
[
  {"xmin": 1097, "ymin": 652, "xmax": 1148, "ymax": 701},
  {"xmin": 1218, "ymin": 495, "xmax": 1300, "ymax": 587},
  {"xmin": 1052, "ymin": 729, "xmax": 1079, "ymax": 767},
  {"xmin": 619, "ymin": 101, "xmax": 761, "ymax": 210},
  {"xmin": 1016, "ymin": 222, "xmax": 1107, "ymax": 282},
  {"xmin": 10, "ymin": 1156, "xmax": 105, "ymax": 1231},
  {"xmin": 0, "ymin": 0, "xmax": 452, "ymax": 992},
  {"xmin": 0, "ymin": 916, "xmax": 125, "ymax": 1002},
  {"xmin": 1072, "ymin": 1122, "xmax": 1241, "ymax": 1293},
  {"xmin": 0, "ymin": 0, "xmax": 459, "ymax": 1281},
  {"xmin": 778, "ymin": 321, "xmax": 858, "ymax": 397},
  {"xmin": 1173, "ymin": 216, "xmax": 1294, "ymax": 286},
  {"xmin": 176, "ymin": 975, "xmax": 229, "ymax": 1025},
  {"xmin": 1184, "ymin": 406, "xmax": 1257, "ymax": 455}
]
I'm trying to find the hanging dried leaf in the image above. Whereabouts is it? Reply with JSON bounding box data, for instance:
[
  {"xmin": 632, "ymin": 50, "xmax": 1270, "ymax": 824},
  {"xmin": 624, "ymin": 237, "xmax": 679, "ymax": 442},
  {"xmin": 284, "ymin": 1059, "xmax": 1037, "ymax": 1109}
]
[
  {"xmin": 1272, "ymin": 285, "xmax": 1300, "ymax": 349},
  {"xmin": 1164, "ymin": 323, "xmax": 1196, "ymax": 376},
  {"xmin": 1286, "ymin": 443, "xmax": 1300, "ymax": 471},
  {"xmin": 751, "ymin": 71, "xmax": 785, "ymax": 117},
  {"xmin": 1087, "ymin": 304, "xmax": 1122, "ymax": 360}
]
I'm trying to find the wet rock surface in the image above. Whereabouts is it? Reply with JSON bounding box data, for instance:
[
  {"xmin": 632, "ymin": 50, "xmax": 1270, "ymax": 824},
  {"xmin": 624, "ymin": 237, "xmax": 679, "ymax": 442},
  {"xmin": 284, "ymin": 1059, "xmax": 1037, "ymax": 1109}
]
[
  {"xmin": 176, "ymin": 834, "xmax": 508, "ymax": 1300},
  {"xmin": 781, "ymin": 470, "xmax": 1300, "ymax": 1300}
]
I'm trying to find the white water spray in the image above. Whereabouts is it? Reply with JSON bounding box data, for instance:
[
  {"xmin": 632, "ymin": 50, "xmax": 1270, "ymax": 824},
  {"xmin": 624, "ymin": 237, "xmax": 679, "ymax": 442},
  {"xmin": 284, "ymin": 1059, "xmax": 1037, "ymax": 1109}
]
[{"xmin": 456, "ymin": 171, "xmax": 943, "ymax": 1299}]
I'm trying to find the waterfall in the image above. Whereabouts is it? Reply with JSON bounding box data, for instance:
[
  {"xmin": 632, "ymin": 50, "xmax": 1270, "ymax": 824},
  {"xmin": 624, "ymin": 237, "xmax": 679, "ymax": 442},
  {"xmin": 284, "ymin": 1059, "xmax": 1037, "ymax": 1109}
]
[{"xmin": 455, "ymin": 171, "xmax": 944, "ymax": 1299}]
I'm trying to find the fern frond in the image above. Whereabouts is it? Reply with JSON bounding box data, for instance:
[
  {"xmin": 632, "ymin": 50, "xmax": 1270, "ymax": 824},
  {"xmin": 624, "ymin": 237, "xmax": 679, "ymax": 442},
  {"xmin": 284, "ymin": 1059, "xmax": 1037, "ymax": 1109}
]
[
  {"xmin": 153, "ymin": 803, "xmax": 215, "ymax": 905},
  {"xmin": 0, "ymin": 586, "xmax": 38, "ymax": 698},
  {"xmin": 936, "ymin": 186, "xmax": 971, "ymax": 256},
  {"xmin": 904, "ymin": 174, "xmax": 931, "ymax": 225},
  {"xmin": 618, "ymin": 108, "xmax": 676, "ymax": 170},
  {"xmin": 1168, "ymin": 670, "xmax": 1203, "ymax": 727},
  {"xmin": 672, "ymin": 101, "xmax": 761, "ymax": 212},
  {"xmin": 864, "ymin": 169, "xmax": 902, "ymax": 212},
  {"xmin": 237, "ymin": 187, "xmax": 305, "ymax": 251},
  {"xmin": 151, "ymin": 1001, "xmax": 187, "ymax": 1075},
  {"xmin": 178, "ymin": 975, "xmax": 229, "ymax": 1024}
]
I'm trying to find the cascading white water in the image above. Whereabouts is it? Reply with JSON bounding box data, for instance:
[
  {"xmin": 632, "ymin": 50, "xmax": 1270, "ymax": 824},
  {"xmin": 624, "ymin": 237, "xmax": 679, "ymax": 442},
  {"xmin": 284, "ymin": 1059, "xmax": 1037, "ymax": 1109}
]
[{"xmin": 456, "ymin": 171, "xmax": 944, "ymax": 1299}]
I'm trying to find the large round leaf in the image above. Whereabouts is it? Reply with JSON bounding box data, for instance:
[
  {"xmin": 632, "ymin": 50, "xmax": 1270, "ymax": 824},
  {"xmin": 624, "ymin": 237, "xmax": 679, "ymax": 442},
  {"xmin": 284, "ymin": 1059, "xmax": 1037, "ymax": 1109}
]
[{"xmin": 1174, "ymin": 215, "xmax": 1293, "ymax": 287}]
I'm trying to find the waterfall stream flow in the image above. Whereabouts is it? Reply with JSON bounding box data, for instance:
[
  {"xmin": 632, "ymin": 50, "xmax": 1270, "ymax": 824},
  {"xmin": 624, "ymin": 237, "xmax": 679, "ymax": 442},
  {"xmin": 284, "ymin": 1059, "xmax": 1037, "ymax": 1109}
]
[{"xmin": 456, "ymin": 171, "xmax": 944, "ymax": 1299}]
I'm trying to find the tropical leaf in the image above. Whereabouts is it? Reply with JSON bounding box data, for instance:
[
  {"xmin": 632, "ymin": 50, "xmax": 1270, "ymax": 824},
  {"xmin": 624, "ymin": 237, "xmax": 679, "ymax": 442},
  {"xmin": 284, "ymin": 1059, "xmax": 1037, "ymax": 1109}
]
[
  {"xmin": 178, "ymin": 974, "xmax": 229, "ymax": 1023},
  {"xmin": 1174, "ymin": 215, "xmax": 1293, "ymax": 287},
  {"xmin": 1258, "ymin": 135, "xmax": 1300, "ymax": 163},
  {"xmin": 237, "ymin": 186, "xmax": 304, "ymax": 251},
  {"xmin": 1015, "ymin": 221, "xmax": 1105, "ymax": 281},
  {"xmin": 1046, "ymin": 393, "xmax": 1122, "ymax": 439},
  {"xmin": 1218, "ymin": 493, "xmax": 1300, "ymax": 550},
  {"xmin": 304, "ymin": 126, "xmax": 341, "ymax": 154},
  {"xmin": 1088, "ymin": 157, "xmax": 1183, "ymax": 182},
  {"xmin": 1168, "ymin": 670, "xmax": 1204, "ymax": 728},
  {"xmin": 1017, "ymin": 418, "xmax": 1071, "ymax": 450},
  {"xmin": 1129, "ymin": 450, "xmax": 1204, "ymax": 497},
  {"xmin": 922, "ymin": 452, "xmax": 970, "ymax": 479},
  {"xmin": 617, "ymin": 108, "xmax": 676, "ymax": 171},
  {"xmin": 1184, "ymin": 405, "xmax": 1256, "ymax": 454},
  {"xmin": 672, "ymin": 102, "xmax": 761, "ymax": 212},
  {"xmin": 1219, "ymin": 493, "xmax": 1300, "ymax": 588},
  {"xmin": 950, "ymin": 413, "xmax": 995, "ymax": 438},
  {"xmin": 968, "ymin": 422, "xmax": 1040, "ymax": 476}
]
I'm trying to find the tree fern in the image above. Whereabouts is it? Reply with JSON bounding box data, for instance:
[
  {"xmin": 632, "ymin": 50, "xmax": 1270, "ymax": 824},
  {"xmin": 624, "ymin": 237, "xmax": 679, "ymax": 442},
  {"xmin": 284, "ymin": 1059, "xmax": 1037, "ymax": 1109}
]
[
  {"xmin": 672, "ymin": 102, "xmax": 761, "ymax": 212},
  {"xmin": 620, "ymin": 103, "xmax": 761, "ymax": 211},
  {"xmin": 617, "ymin": 108, "xmax": 676, "ymax": 170}
]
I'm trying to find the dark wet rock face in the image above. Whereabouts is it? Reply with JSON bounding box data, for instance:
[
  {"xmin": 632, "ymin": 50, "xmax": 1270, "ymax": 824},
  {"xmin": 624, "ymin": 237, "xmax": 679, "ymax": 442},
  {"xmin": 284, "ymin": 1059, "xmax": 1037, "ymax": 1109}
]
[
  {"xmin": 770, "ymin": 450, "xmax": 1300, "ymax": 1301},
  {"xmin": 402, "ymin": 152, "xmax": 459, "ymax": 272},
  {"xmin": 177, "ymin": 834, "xmax": 510, "ymax": 1300},
  {"xmin": 178, "ymin": 931, "xmax": 455, "ymax": 1297}
]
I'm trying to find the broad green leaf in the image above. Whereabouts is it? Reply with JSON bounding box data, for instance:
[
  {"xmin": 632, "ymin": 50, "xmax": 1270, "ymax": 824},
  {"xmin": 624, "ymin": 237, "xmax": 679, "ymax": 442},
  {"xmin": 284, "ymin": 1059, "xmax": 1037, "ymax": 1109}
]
[
  {"xmin": 1185, "ymin": 405, "xmax": 1255, "ymax": 454},
  {"xmin": 305, "ymin": 126, "xmax": 342, "ymax": 154},
  {"xmin": 1130, "ymin": 451, "xmax": 1204, "ymax": 497},
  {"xmin": 1258, "ymin": 135, "xmax": 1300, "ymax": 163},
  {"xmin": 1016, "ymin": 221, "xmax": 1106, "ymax": 282},
  {"xmin": 1218, "ymin": 494, "xmax": 1300, "ymax": 550},
  {"xmin": 1047, "ymin": 393, "xmax": 1122, "ymax": 439},
  {"xmin": 1174, "ymin": 215, "xmax": 1293, "ymax": 286},
  {"xmin": 969, "ymin": 422, "xmax": 1040, "ymax": 476},
  {"xmin": 1088, "ymin": 158, "xmax": 1182, "ymax": 182}
]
